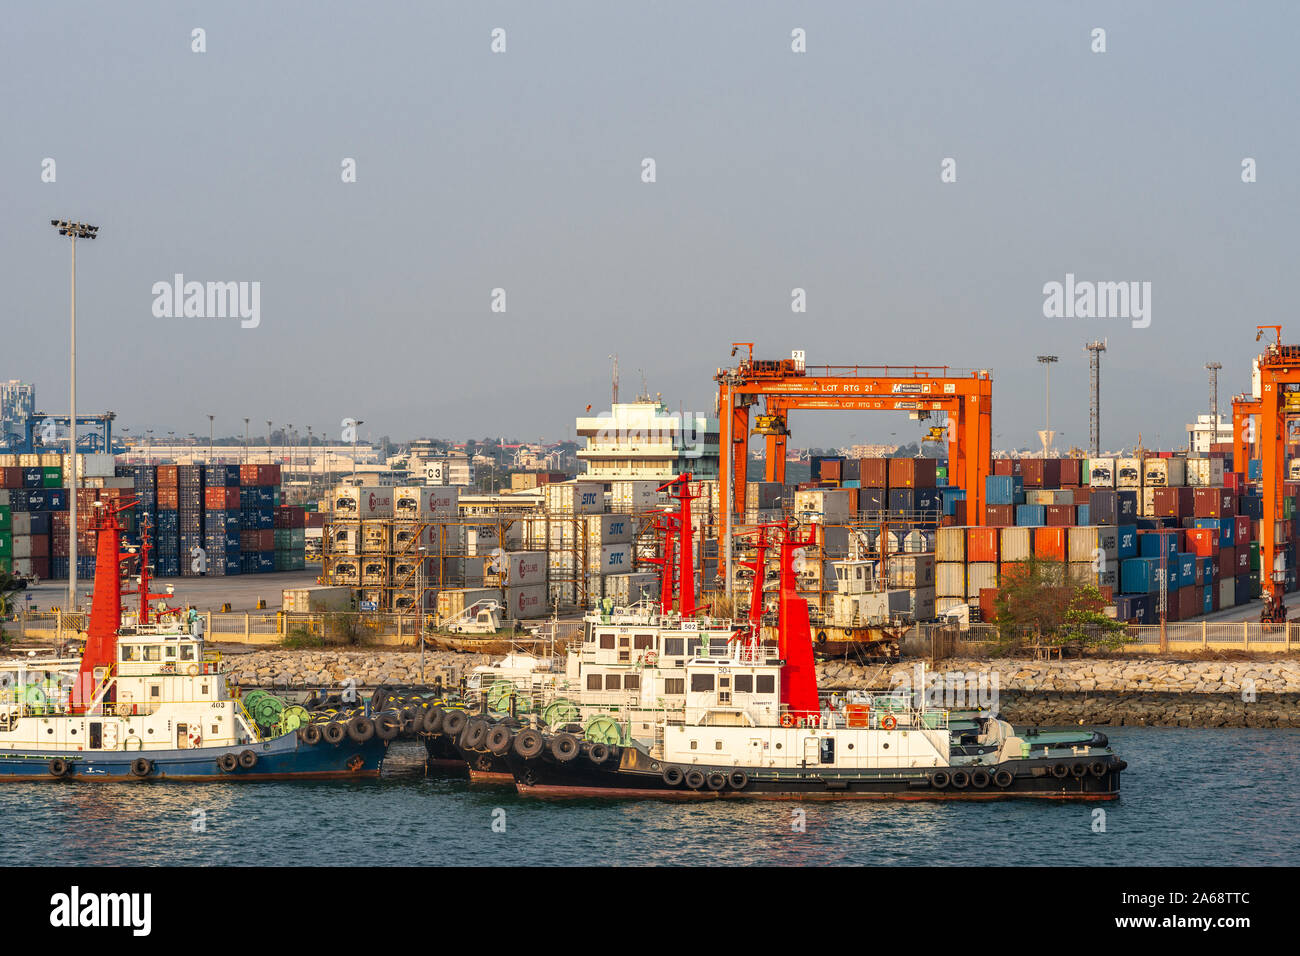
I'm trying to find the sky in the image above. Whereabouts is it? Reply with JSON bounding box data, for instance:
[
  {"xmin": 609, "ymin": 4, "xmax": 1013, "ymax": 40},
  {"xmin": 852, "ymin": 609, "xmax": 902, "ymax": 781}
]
[{"xmin": 4, "ymin": 1, "xmax": 1297, "ymax": 453}]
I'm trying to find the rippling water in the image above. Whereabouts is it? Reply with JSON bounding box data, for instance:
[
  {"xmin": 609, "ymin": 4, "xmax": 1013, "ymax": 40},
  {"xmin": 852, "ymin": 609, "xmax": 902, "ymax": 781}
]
[{"xmin": 3, "ymin": 728, "xmax": 1295, "ymax": 866}]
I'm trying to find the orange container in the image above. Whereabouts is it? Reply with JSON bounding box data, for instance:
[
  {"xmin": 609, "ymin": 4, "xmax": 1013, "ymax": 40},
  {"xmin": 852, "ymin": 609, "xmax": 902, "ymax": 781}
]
[
  {"xmin": 1033, "ymin": 527, "xmax": 1068, "ymax": 561},
  {"xmin": 966, "ymin": 527, "xmax": 1000, "ymax": 562}
]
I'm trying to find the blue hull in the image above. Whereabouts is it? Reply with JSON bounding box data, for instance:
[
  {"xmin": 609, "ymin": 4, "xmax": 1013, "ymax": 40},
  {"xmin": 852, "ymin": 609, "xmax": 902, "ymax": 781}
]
[{"xmin": 0, "ymin": 732, "xmax": 389, "ymax": 781}]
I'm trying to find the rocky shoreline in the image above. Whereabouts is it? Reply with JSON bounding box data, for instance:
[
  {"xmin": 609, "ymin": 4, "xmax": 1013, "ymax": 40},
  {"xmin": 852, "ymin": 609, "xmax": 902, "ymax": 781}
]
[{"xmin": 209, "ymin": 649, "xmax": 1300, "ymax": 728}]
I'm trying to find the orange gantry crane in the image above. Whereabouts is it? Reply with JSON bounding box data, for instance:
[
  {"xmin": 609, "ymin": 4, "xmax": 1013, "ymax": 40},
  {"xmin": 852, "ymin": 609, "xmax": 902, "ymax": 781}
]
[
  {"xmin": 1250, "ymin": 325, "xmax": 1300, "ymax": 621},
  {"xmin": 714, "ymin": 344, "xmax": 993, "ymax": 542}
]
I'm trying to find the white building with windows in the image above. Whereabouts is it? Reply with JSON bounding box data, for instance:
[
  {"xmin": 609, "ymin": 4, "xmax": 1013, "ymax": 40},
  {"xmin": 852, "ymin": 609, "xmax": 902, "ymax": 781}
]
[
  {"xmin": 576, "ymin": 401, "xmax": 719, "ymax": 482},
  {"xmin": 1188, "ymin": 414, "xmax": 1233, "ymax": 454}
]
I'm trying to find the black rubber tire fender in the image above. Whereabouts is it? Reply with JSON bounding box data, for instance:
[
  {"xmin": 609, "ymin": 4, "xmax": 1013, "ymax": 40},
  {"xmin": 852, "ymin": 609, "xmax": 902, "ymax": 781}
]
[
  {"xmin": 129, "ymin": 757, "xmax": 153, "ymax": 778},
  {"xmin": 441, "ymin": 709, "xmax": 468, "ymax": 738},
  {"xmin": 662, "ymin": 765, "xmax": 685, "ymax": 787},
  {"xmin": 684, "ymin": 769, "xmax": 706, "ymax": 790},
  {"xmin": 550, "ymin": 732, "xmax": 581, "ymax": 762},
  {"xmin": 323, "ymin": 722, "xmax": 346, "ymax": 745},
  {"xmin": 1051, "ymin": 763, "xmax": 1071, "ymax": 779},
  {"xmin": 587, "ymin": 742, "xmax": 610, "ymax": 765},
  {"xmin": 218, "ymin": 753, "xmax": 239, "ymax": 773},
  {"xmin": 513, "ymin": 728, "xmax": 544, "ymax": 759},
  {"xmin": 949, "ymin": 770, "xmax": 970, "ymax": 790},
  {"xmin": 422, "ymin": 706, "xmax": 443, "ymax": 734},
  {"xmin": 461, "ymin": 719, "xmax": 489, "ymax": 750},
  {"xmin": 971, "ymin": 769, "xmax": 991, "ymax": 789},
  {"xmin": 706, "ymin": 771, "xmax": 728, "ymax": 791},
  {"xmin": 486, "ymin": 725, "xmax": 513, "ymax": 755},
  {"xmin": 993, "ymin": 769, "xmax": 1014, "ymax": 788},
  {"xmin": 930, "ymin": 770, "xmax": 951, "ymax": 790},
  {"xmin": 238, "ymin": 749, "xmax": 258, "ymax": 769},
  {"xmin": 374, "ymin": 713, "xmax": 401, "ymax": 741},
  {"xmin": 49, "ymin": 758, "xmax": 70, "ymax": 777},
  {"xmin": 1071, "ymin": 762, "xmax": 1088, "ymax": 779},
  {"xmin": 347, "ymin": 715, "xmax": 375, "ymax": 743},
  {"xmin": 728, "ymin": 769, "xmax": 748, "ymax": 790},
  {"xmin": 302, "ymin": 724, "xmax": 323, "ymax": 746}
]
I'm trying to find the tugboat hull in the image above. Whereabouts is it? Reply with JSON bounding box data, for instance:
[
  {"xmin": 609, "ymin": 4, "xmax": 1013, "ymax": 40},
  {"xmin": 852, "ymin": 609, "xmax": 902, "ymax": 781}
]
[
  {"xmin": 507, "ymin": 747, "xmax": 1124, "ymax": 801},
  {"xmin": 0, "ymin": 732, "xmax": 388, "ymax": 781}
]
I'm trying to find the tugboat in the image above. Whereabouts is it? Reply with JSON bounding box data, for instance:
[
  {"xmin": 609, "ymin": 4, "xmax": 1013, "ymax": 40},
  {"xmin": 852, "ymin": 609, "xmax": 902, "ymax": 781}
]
[
  {"xmin": 497, "ymin": 520, "xmax": 1126, "ymax": 800},
  {"xmin": 0, "ymin": 501, "xmax": 389, "ymax": 780}
]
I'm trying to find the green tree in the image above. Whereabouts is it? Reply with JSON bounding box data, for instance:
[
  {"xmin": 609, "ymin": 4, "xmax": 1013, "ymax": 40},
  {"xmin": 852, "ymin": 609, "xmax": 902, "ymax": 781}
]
[
  {"xmin": 991, "ymin": 555, "xmax": 1128, "ymax": 656},
  {"xmin": 0, "ymin": 570, "xmax": 27, "ymax": 617}
]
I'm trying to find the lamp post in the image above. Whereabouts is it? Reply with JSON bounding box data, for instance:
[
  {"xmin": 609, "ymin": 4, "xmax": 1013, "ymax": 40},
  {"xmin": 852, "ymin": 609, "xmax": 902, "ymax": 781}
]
[
  {"xmin": 417, "ymin": 545, "xmax": 427, "ymax": 683},
  {"xmin": 243, "ymin": 418, "xmax": 250, "ymax": 465},
  {"xmin": 1036, "ymin": 355, "xmax": 1059, "ymax": 456},
  {"xmin": 50, "ymin": 219, "xmax": 98, "ymax": 612},
  {"xmin": 208, "ymin": 414, "xmax": 215, "ymax": 461}
]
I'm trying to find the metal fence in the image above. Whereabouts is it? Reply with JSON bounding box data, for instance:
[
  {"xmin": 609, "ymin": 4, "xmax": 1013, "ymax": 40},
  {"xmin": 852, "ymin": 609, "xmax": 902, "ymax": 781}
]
[{"xmin": 917, "ymin": 620, "xmax": 1299, "ymax": 655}]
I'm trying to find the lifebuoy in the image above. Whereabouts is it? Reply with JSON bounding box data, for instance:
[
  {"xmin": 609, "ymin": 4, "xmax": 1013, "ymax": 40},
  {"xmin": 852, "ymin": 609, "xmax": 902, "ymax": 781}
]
[
  {"xmin": 881, "ymin": 715, "xmax": 898, "ymax": 731},
  {"xmin": 815, "ymin": 631, "xmax": 828, "ymax": 645},
  {"xmin": 186, "ymin": 664, "xmax": 200, "ymax": 676},
  {"xmin": 780, "ymin": 714, "xmax": 794, "ymax": 728},
  {"xmin": 188, "ymin": 731, "xmax": 202, "ymax": 749},
  {"xmin": 643, "ymin": 651, "xmax": 658, "ymax": 666}
]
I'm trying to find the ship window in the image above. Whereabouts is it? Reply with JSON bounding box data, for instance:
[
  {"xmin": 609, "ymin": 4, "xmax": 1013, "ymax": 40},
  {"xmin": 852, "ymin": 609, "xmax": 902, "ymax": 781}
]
[
  {"xmin": 690, "ymin": 674, "xmax": 714, "ymax": 692},
  {"xmin": 735, "ymin": 675, "xmax": 753, "ymax": 693},
  {"xmin": 624, "ymin": 675, "xmax": 640, "ymax": 690},
  {"xmin": 143, "ymin": 646, "xmax": 161, "ymax": 662},
  {"xmin": 664, "ymin": 638, "xmax": 684, "ymax": 656},
  {"xmin": 587, "ymin": 674, "xmax": 602, "ymax": 691},
  {"xmin": 149, "ymin": 685, "xmax": 161, "ymax": 699},
  {"xmin": 690, "ymin": 740, "xmax": 697, "ymax": 750},
  {"xmin": 165, "ymin": 646, "xmax": 176, "ymax": 659},
  {"xmin": 634, "ymin": 634, "xmax": 653, "ymax": 649},
  {"xmin": 757, "ymin": 675, "xmax": 776, "ymax": 694},
  {"xmin": 201, "ymin": 684, "xmax": 209, "ymax": 695},
  {"xmin": 664, "ymin": 678, "xmax": 685, "ymax": 695},
  {"xmin": 599, "ymin": 634, "xmax": 615, "ymax": 650},
  {"xmin": 687, "ymin": 639, "xmax": 701, "ymax": 655},
  {"xmin": 180, "ymin": 645, "xmax": 195, "ymax": 661},
  {"xmin": 605, "ymin": 675, "xmax": 621, "ymax": 690},
  {"xmin": 715, "ymin": 741, "xmax": 723, "ymax": 750},
  {"xmin": 820, "ymin": 738, "xmax": 835, "ymax": 764},
  {"xmin": 121, "ymin": 646, "xmax": 137, "ymax": 661}
]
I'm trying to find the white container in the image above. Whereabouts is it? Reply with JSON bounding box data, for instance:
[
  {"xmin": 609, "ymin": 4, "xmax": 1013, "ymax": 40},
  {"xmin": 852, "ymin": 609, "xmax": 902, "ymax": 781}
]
[
  {"xmin": 1068, "ymin": 525, "xmax": 1118, "ymax": 563},
  {"xmin": 964, "ymin": 562, "xmax": 998, "ymax": 598},
  {"xmin": 594, "ymin": 543, "xmax": 634, "ymax": 574},
  {"xmin": 936, "ymin": 527, "xmax": 966, "ymax": 562},
  {"xmin": 901, "ymin": 530, "xmax": 934, "ymax": 554},
  {"xmin": 506, "ymin": 584, "xmax": 549, "ymax": 619},
  {"xmin": 603, "ymin": 572, "xmax": 660, "ymax": 605},
  {"xmin": 332, "ymin": 485, "xmax": 393, "ymax": 519},
  {"xmin": 545, "ymin": 482, "xmax": 605, "ymax": 515},
  {"xmin": 465, "ymin": 523, "xmax": 524, "ymax": 555},
  {"xmin": 1088, "ymin": 458, "xmax": 1116, "ymax": 488},
  {"xmin": 907, "ymin": 586, "xmax": 937, "ymax": 621},
  {"xmin": 394, "ymin": 485, "xmax": 459, "ymax": 519},
  {"xmin": 793, "ymin": 488, "xmax": 851, "ymax": 524},
  {"xmin": 936, "ymin": 597, "xmax": 971, "ymax": 618},
  {"xmin": 496, "ymin": 551, "xmax": 546, "ymax": 586},
  {"xmin": 1187, "ymin": 458, "xmax": 1226, "ymax": 487},
  {"xmin": 936, "ymin": 562, "xmax": 966, "ymax": 598},
  {"xmin": 1000, "ymin": 527, "xmax": 1031, "ymax": 563},
  {"xmin": 329, "ymin": 522, "xmax": 360, "ymax": 554},
  {"xmin": 887, "ymin": 553, "xmax": 934, "ymax": 588},
  {"xmin": 1143, "ymin": 458, "xmax": 1186, "ymax": 488},
  {"xmin": 282, "ymin": 586, "xmax": 354, "ymax": 613},
  {"xmin": 1219, "ymin": 577, "xmax": 1235, "ymax": 609},
  {"xmin": 1116, "ymin": 458, "xmax": 1142, "ymax": 488},
  {"xmin": 436, "ymin": 587, "xmax": 500, "ymax": 621},
  {"xmin": 611, "ymin": 480, "xmax": 660, "ymax": 512}
]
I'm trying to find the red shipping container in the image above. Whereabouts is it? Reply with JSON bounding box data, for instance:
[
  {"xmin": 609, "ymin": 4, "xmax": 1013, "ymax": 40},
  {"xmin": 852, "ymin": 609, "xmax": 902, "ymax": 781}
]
[
  {"xmin": 1193, "ymin": 487, "xmax": 1231, "ymax": 518},
  {"xmin": 1218, "ymin": 546, "xmax": 1236, "ymax": 580},
  {"xmin": 1020, "ymin": 458, "xmax": 1061, "ymax": 489},
  {"xmin": 1186, "ymin": 529, "xmax": 1220, "ymax": 557},
  {"xmin": 31, "ymin": 556, "xmax": 49, "ymax": 580},
  {"xmin": 859, "ymin": 459, "xmax": 888, "ymax": 488},
  {"xmin": 157, "ymin": 488, "xmax": 179, "ymax": 508},
  {"xmin": 888, "ymin": 458, "xmax": 937, "ymax": 489},
  {"xmin": 0, "ymin": 467, "xmax": 22, "ymax": 489},
  {"xmin": 953, "ymin": 501, "xmax": 967, "ymax": 525},
  {"xmin": 978, "ymin": 587, "xmax": 999, "ymax": 622},
  {"xmin": 1070, "ymin": 487, "xmax": 1092, "ymax": 506},
  {"xmin": 993, "ymin": 459, "xmax": 1014, "ymax": 477},
  {"xmin": 1033, "ymin": 527, "xmax": 1068, "ymax": 561},
  {"xmin": 985, "ymin": 504, "xmax": 1014, "ymax": 526},
  {"xmin": 205, "ymin": 487, "xmax": 240, "ymax": 510},
  {"xmin": 1223, "ymin": 472, "xmax": 1243, "ymax": 494},
  {"xmin": 1234, "ymin": 515, "xmax": 1251, "ymax": 548},
  {"xmin": 1045, "ymin": 504, "xmax": 1075, "ymax": 526},
  {"xmin": 1059, "ymin": 458, "xmax": 1082, "ymax": 487},
  {"xmin": 1180, "ymin": 586, "xmax": 1200, "ymax": 620},
  {"xmin": 156, "ymin": 465, "xmax": 178, "ymax": 486},
  {"xmin": 967, "ymin": 528, "xmax": 1000, "ymax": 562},
  {"xmin": 820, "ymin": 459, "xmax": 842, "ymax": 481},
  {"xmin": 1152, "ymin": 487, "xmax": 1194, "ymax": 519}
]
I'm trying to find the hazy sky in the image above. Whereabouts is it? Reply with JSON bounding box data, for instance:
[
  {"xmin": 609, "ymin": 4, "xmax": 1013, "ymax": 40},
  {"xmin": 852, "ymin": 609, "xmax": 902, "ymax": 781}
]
[{"xmin": 5, "ymin": 2, "xmax": 1297, "ymax": 453}]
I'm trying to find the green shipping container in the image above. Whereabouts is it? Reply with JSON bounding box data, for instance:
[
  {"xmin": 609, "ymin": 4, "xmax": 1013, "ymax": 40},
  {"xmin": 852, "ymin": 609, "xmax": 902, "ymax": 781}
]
[
  {"xmin": 0, "ymin": 557, "xmax": 10, "ymax": 574},
  {"xmin": 0, "ymin": 534, "xmax": 11, "ymax": 558},
  {"xmin": 1250, "ymin": 541, "xmax": 1260, "ymax": 571},
  {"xmin": 42, "ymin": 467, "xmax": 62, "ymax": 488},
  {"xmin": 0, "ymin": 505, "xmax": 10, "ymax": 531}
]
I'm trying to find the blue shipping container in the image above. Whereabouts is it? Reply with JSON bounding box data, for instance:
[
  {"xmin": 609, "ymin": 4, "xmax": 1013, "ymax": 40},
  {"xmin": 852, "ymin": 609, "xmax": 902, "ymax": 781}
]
[{"xmin": 1121, "ymin": 557, "xmax": 1160, "ymax": 594}]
